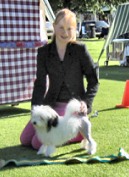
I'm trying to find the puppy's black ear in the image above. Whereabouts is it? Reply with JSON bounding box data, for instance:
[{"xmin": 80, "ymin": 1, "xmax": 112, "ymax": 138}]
[
  {"xmin": 52, "ymin": 116, "xmax": 58, "ymax": 127},
  {"xmin": 47, "ymin": 116, "xmax": 58, "ymax": 132}
]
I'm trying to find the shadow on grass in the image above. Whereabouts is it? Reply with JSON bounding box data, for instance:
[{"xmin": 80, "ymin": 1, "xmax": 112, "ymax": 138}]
[
  {"xmin": 0, "ymin": 145, "xmax": 38, "ymax": 161},
  {"xmin": 99, "ymin": 65, "xmax": 129, "ymax": 82},
  {"xmin": 0, "ymin": 106, "xmax": 30, "ymax": 119},
  {"xmin": 53, "ymin": 147, "xmax": 86, "ymax": 159},
  {"xmin": 0, "ymin": 144, "xmax": 85, "ymax": 161},
  {"xmin": 98, "ymin": 107, "xmax": 123, "ymax": 113},
  {"xmin": 77, "ymin": 38, "xmax": 102, "ymax": 42},
  {"xmin": 0, "ymin": 144, "xmax": 88, "ymax": 170},
  {"xmin": 0, "ymin": 145, "xmax": 43, "ymax": 170}
]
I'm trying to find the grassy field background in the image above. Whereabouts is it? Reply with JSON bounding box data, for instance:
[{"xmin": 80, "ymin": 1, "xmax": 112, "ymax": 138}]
[{"xmin": 0, "ymin": 38, "xmax": 129, "ymax": 176}]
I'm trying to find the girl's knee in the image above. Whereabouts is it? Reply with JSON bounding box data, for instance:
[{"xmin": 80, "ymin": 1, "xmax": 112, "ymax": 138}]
[
  {"xmin": 31, "ymin": 134, "xmax": 42, "ymax": 150},
  {"xmin": 20, "ymin": 121, "xmax": 35, "ymax": 146},
  {"xmin": 20, "ymin": 134, "xmax": 32, "ymax": 146}
]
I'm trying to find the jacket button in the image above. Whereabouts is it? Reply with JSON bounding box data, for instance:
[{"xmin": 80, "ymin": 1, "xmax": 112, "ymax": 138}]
[{"xmin": 71, "ymin": 92, "xmax": 75, "ymax": 95}]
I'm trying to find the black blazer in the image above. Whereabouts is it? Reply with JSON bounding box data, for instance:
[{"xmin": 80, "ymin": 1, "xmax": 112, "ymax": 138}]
[{"xmin": 31, "ymin": 40, "xmax": 99, "ymax": 113}]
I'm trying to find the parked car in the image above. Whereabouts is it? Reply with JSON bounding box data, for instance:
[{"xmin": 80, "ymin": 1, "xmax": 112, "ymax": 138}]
[
  {"xmin": 96, "ymin": 20, "xmax": 109, "ymax": 32},
  {"xmin": 79, "ymin": 20, "xmax": 109, "ymax": 38},
  {"xmin": 95, "ymin": 20, "xmax": 109, "ymax": 38}
]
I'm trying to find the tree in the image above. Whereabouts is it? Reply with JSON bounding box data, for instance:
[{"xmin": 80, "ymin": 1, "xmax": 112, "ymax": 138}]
[
  {"xmin": 50, "ymin": 0, "xmax": 128, "ymax": 14},
  {"xmin": 63, "ymin": 0, "xmax": 71, "ymax": 8}
]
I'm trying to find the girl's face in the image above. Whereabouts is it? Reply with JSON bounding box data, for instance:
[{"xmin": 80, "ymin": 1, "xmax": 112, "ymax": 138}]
[{"xmin": 53, "ymin": 16, "xmax": 76, "ymax": 45}]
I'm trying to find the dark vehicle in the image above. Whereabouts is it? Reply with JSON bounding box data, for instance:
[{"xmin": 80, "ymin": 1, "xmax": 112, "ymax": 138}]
[
  {"xmin": 95, "ymin": 20, "xmax": 109, "ymax": 32},
  {"xmin": 79, "ymin": 20, "xmax": 109, "ymax": 38}
]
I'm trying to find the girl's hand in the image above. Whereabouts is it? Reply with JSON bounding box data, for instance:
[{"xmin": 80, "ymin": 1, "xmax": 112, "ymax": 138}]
[{"xmin": 80, "ymin": 101, "xmax": 87, "ymax": 115}]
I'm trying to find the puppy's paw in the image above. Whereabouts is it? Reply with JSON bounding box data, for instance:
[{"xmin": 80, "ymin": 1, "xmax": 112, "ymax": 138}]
[
  {"xmin": 87, "ymin": 140, "xmax": 97, "ymax": 155},
  {"xmin": 80, "ymin": 139, "xmax": 88, "ymax": 149},
  {"xmin": 87, "ymin": 148, "xmax": 96, "ymax": 155},
  {"xmin": 45, "ymin": 146, "xmax": 56, "ymax": 157},
  {"xmin": 37, "ymin": 150, "xmax": 43, "ymax": 155},
  {"xmin": 37, "ymin": 145, "xmax": 46, "ymax": 155}
]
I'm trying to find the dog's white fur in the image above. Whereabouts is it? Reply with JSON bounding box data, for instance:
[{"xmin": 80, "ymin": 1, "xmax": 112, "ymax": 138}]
[{"xmin": 31, "ymin": 99, "xmax": 97, "ymax": 157}]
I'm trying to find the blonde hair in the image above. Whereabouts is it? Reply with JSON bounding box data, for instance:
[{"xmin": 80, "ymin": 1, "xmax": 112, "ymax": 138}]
[
  {"xmin": 53, "ymin": 8, "xmax": 77, "ymax": 42},
  {"xmin": 54, "ymin": 8, "xmax": 76, "ymax": 27}
]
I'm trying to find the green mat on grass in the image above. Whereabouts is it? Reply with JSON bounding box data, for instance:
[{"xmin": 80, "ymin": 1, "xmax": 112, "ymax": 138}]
[{"xmin": 0, "ymin": 148, "xmax": 129, "ymax": 169}]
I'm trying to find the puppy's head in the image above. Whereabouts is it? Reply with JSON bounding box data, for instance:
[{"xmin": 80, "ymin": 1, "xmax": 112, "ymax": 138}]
[
  {"xmin": 31, "ymin": 105, "xmax": 58, "ymax": 131},
  {"xmin": 65, "ymin": 99, "xmax": 87, "ymax": 117}
]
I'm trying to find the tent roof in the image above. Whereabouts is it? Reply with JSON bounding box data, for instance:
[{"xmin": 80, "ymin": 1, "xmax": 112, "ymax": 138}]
[
  {"xmin": 43, "ymin": 0, "xmax": 55, "ymax": 23},
  {"xmin": 98, "ymin": 3, "xmax": 129, "ymax": 61}
]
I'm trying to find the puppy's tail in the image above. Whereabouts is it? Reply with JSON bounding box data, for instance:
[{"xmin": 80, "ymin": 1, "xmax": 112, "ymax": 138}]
[{"xmin": 65, "ymin": 99, "xmax": 81, "ymax": 117}]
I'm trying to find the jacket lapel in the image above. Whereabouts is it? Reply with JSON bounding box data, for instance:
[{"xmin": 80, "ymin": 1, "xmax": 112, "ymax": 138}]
[
  {"xmin": 63, "ymin": 43, "xmax": 74, "ymax": 72},
  {"xmin": 48, "ymin": 41, "xmax": 74, "ymax": 73}
]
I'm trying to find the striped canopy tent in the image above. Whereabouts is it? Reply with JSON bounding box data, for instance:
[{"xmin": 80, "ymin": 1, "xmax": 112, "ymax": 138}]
[{"xmin": 98, "ymin": 3, "xmax": 129, "ymax": 62}]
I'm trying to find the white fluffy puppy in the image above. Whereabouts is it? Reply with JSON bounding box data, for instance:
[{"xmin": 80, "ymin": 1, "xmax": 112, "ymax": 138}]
[{"xmin": 31, "ymin": 99, "xmax": 97, "ymax": 157}]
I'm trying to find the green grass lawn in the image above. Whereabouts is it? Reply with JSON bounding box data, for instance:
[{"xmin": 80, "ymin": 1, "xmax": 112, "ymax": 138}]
[{"xmin": 1, "ymin": 38, "xmax": 129, "ymax": 176}]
